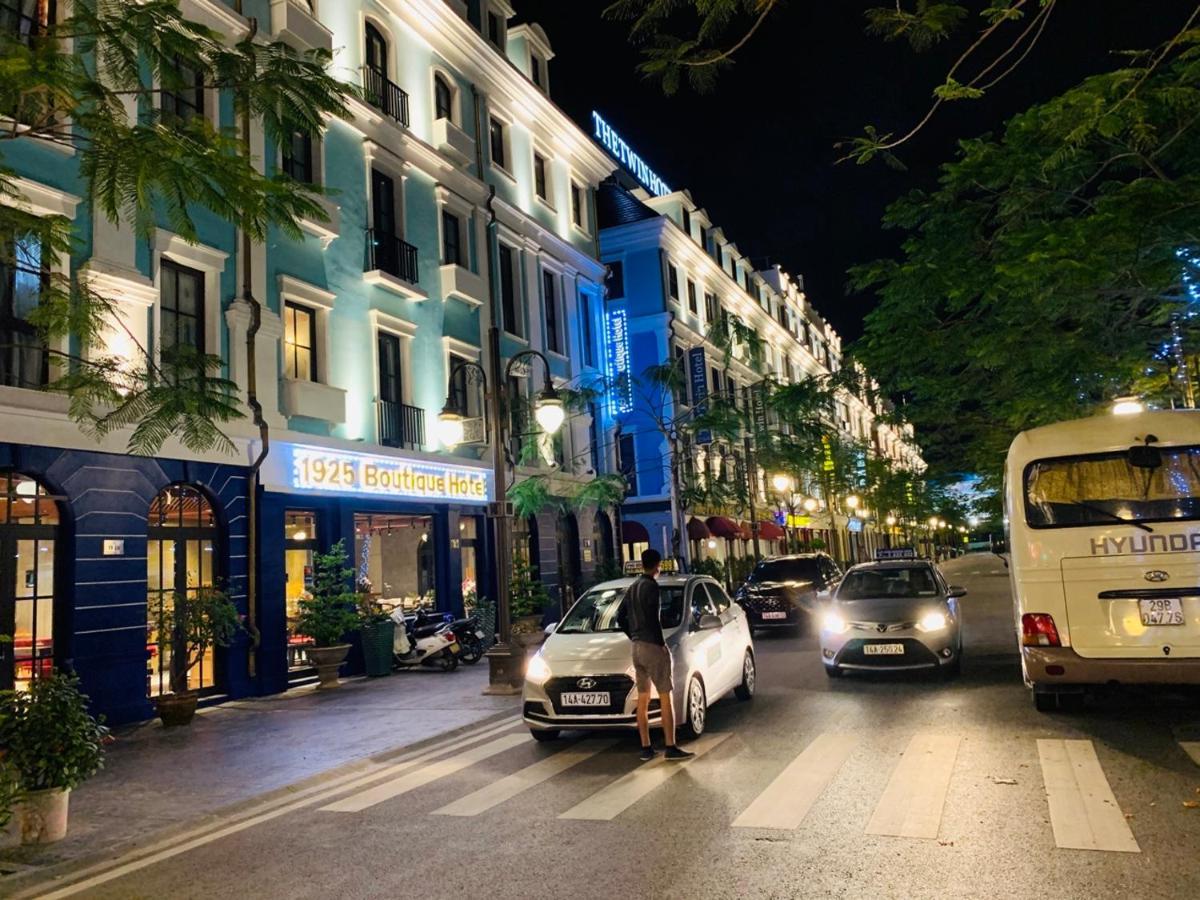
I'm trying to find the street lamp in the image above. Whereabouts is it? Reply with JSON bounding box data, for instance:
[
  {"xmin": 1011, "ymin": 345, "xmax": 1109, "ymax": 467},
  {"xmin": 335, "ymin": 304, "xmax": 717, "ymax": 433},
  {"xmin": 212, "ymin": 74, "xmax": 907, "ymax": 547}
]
[
  {"xmin": 846, "ymin": 494, "xmax": 860, "ymax": 510},
  {"xmin": 928, "ymin": 515, "xmax": 939, "ymax": 528},
  {"xmin": 885, "ymin": 514, "xmax": 897, "ymax": 527},
  {"xmin": 802, "ymin": 496, "xmax": 819, "ymax": 513},
  {"xmin": 771, "ymin": 473, "xmax": 792, "ymax": 494}
]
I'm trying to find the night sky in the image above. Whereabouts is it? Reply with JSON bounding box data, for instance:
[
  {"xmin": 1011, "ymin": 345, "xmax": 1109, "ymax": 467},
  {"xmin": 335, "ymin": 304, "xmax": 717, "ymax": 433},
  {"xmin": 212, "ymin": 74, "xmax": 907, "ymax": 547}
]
[{"xmin": 516, "ymin": 0, "xmax": 1195, "ymax": 341}]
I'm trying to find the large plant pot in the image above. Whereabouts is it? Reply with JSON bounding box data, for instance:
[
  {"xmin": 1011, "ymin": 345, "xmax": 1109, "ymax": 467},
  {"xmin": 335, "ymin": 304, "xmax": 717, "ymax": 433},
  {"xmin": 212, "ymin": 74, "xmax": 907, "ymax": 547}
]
[
  {"xmin": 308, "ymin": 644, "xmax": 351, "ymax": 688},
  {"xmin": 157, "ymin": 690, "xmax": 199, "ymax": 727},
  {"xmin": 18, "ymin": 787, "xmax": 70, "ymax": 845},
  {"xmin": 361, "ymin": 620, "xmax": 395, "ymax": 677},
  {"xmin": 511, "ymin": 614, "xmax": 546, "ymax": 649}
]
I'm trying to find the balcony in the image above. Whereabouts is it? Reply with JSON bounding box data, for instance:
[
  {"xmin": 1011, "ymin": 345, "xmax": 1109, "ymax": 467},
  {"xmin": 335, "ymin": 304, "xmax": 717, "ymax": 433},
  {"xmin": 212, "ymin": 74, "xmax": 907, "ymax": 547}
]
[
  {"xmin": 269, "ymin": 0, "xmax": 332, "ymax": 51},
  {"xmin": 378, "ymin": 399, "xmax": 425, "ymax": 451},
  {"xmin": 364, "ymin": 229, "xmax": 426, "ymax": 300},
  {"xmin": 432, "ymin": 117, "xmax": 474, "ymax": 167},
  {"xmin": 362, "ymin": 66, "xmax": 409, "ymax": 128},
  {"xmin": 439, "ymin": 263, "xmax": 486, "ymax": 307},
  {"xmin": 281, "ymin": 377, "xmax": 346, "ymax": 425}
]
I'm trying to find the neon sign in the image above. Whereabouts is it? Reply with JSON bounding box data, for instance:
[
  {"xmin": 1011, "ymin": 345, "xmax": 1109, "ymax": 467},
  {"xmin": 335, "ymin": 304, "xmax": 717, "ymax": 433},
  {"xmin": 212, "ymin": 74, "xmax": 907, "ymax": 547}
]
[
  {"xmin": 591, "ymin": 111, "xmax": 671, "ymax": 197},
  {"xmin": 606, "ymin": 307, "xmax": 634, "ymax": 415},
  {"xmin": 288, "ymin": 445, "xmax": 491, "ymax": 504}
]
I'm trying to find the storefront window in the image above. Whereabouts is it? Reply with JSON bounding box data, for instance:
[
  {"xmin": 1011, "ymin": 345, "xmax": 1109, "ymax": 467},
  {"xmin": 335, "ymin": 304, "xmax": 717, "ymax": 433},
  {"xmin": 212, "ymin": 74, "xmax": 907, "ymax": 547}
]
[
  {"xmin": 354, "ymin": 513, "xmax": 438, "ymax": 612},
  {"xmin": 284, "ymin": 510, "xmax": 318, "ymax": 672},
  {"xmin": 1, "ymin": 472, "xmax": 60, "ymax": 693},
  {"xmin": 459, "ymin": 516, "xmax": 480, "ymax": 612},
  {"xmin": 512, "ymin": 515, "xmax": 539, "ymax": 578}
]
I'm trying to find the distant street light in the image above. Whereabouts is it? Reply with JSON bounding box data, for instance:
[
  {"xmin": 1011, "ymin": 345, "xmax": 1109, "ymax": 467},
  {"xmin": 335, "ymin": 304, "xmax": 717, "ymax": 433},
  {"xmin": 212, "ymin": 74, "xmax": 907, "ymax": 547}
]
[
  {"xmin": 802, "ymin": 496, "xmax": 819, "ymax": 513},
  {"xmin": 845, "ymin": 494, "xmax": 860, "ymax": 510},
  {"xmin": 772, "ymin": 473, "xmax": 792, "ymax": 494}
]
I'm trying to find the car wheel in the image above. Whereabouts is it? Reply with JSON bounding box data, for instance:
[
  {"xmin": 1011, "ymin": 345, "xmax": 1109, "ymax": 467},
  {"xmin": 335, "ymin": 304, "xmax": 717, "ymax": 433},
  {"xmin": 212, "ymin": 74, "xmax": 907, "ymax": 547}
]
[
  {"xmin": 1033, "ymin": 689, "xmax": 1058, "ymax": 712},
  {"xmin": 735, "ymin": 650, "xmax": 756, "ymax": 701},
  {"xmin": 824, "ymin": 665, "xmax": 843, "ymax": 678},
  {"xmin": 1057, "ymin": 692, "xmax": 1085, "ymax": 712},
  {"xmin": 529, "ymin": 728, "xmax": 560, "ymax": 742},
  {"xmin": 684, "ymin": 677, "xmax": 707, "ymax": 739}
]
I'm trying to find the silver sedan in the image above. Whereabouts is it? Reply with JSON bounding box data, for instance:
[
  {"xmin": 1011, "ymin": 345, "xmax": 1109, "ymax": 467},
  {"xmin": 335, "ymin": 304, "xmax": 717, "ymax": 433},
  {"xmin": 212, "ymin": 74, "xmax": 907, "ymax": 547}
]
[{"xmin": 819, "ymin": 561, "xmax": 965, "ymax": 678}]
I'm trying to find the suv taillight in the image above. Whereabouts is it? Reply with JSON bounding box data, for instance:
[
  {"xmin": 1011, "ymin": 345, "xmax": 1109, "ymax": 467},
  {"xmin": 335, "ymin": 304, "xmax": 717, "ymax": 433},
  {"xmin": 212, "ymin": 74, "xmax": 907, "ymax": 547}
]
[{"xmin": 1021, "ymin": 613, "xmax": 1061, "ymax": 647}]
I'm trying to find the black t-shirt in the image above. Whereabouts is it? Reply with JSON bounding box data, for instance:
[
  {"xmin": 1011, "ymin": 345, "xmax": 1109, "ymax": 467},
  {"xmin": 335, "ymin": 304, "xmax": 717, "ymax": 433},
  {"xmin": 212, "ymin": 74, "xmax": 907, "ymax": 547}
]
[{"xmin": 624, "ymin": 574, "xmax": 664, "ymax": 645}]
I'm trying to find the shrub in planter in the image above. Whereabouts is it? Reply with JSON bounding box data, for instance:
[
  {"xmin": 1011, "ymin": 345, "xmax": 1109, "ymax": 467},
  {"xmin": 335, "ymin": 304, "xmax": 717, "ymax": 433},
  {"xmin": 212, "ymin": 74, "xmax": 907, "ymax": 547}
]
[
  {"xmin": 0, "ymin": 672, "xmax": 109, "ymax": 844},
  {"xmin": 296, "ymin": 540, "xmax": 361, "ymax": 687},
  {"xmin": 357, "ymin": 595, "xmax": 395, "ymax": 678},
  {"xmin": 150, "ymin": 586, "xmax": 242, "ymax": 726},
  {"xmin": 509, "ymin": 562, "xmax": 549, "ymax": 647}
]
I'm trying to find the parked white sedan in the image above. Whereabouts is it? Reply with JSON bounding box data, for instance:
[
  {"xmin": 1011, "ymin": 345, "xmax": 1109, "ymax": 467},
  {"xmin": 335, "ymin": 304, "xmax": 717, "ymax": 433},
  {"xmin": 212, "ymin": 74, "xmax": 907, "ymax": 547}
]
[{"xmin": 523, "ymin": 575, "xmax": 756, "ymax": 741}]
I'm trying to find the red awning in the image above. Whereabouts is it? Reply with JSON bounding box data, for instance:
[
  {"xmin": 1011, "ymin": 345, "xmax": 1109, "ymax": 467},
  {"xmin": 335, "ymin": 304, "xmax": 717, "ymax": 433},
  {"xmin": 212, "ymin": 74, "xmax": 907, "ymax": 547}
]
[
  {"xmin": 686, "ymin": 518, "xmax": 710, "ymax": 540},
  {"xmin": 621, "ymin": 520, "xmax": 650, "ymax": 544},
  {"xmin": 705, "ymin": 516, "xmax": 741, "ymax": 539},
  {"xmin": 757, "ymin": 521, "xmax": 786, "ymax": 541}
]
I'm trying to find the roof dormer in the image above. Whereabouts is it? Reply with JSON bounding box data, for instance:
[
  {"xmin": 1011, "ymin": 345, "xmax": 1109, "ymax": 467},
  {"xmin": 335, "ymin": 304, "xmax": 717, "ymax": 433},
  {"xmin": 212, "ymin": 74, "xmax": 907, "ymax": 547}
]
[
  {"xmin": 482, "ymin": 0, "xmax": 514, "ymax": 53},
  {"xmin": 508, "ymin": 22, "xmax": 554, "ymax": 95}
]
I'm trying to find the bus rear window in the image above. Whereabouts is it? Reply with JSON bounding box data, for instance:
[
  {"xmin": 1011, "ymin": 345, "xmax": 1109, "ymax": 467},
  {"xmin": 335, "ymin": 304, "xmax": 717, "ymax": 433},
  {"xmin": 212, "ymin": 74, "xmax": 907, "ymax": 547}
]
[{"xmin": 1024, "ymin": 446, "xmax": 1200, "ymax": 528}]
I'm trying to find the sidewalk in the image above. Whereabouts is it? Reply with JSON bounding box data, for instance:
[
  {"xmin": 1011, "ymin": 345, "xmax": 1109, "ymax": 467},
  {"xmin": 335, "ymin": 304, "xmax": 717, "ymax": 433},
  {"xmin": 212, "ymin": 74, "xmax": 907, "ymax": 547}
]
[{"xmin": 0, "ymin": 663, "xmax": 520, "ymax": 875}]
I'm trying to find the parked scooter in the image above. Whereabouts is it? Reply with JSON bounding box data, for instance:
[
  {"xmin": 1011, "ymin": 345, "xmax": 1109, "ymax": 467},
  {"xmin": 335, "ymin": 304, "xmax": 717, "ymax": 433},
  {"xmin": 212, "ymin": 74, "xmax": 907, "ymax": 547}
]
[
  {"xmin": 391, "ymin": 607, "xmax": 459, "ymax": 672},
  {"xmin": 405, "ymin": 609, "xmax": 487, "ymax": 665}
]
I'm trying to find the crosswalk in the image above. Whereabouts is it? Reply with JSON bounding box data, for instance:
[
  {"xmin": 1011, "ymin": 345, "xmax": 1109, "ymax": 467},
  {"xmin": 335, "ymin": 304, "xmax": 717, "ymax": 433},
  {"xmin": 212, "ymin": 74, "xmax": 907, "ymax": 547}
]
[{"xmin": 312, "ymin": 721, "xmax": 1200, "ymax": 855}]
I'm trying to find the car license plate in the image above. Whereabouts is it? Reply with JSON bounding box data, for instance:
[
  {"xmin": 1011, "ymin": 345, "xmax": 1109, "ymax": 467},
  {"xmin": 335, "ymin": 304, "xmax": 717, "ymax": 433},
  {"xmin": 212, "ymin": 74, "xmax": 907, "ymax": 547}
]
[
  {"xmin": 560, "ymin": 691, "xmax": 610, "ymax": 706},
  {"xmin": 761, "ymin": 611, "xmax": 788, "ymax": 620},
  {"xmin": 864, "ymin": 643, "xmax": 905, "ymax": 656},
  {"xmin": 1139, "ymin": 597, "xmax": 1184, "ymax": 626}
]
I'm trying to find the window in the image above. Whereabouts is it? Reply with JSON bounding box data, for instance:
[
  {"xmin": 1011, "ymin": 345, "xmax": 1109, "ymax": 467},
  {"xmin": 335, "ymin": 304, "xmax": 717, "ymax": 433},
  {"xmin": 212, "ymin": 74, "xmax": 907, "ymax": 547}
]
[
  {"xmin": 533, "ymin": 152, "xmax": 548, "ymax": 202},
  {"xmin": 710, "ymin": 367, "xmax": 722, "ymax": 397},
  {"xmin": 284, "ymin": 510, "xmax": 318, "ymax": 673},
  {"xmin": 434, "ymin": 74, "xmax": 453, "ymax": 121},
  {"xmin": 487, "ymin": 11, "xmax": 503, "ymax": 48},
  {"xmin": 0, "ymin": 472, "xmax": 60, "ymax": 693},
  {"xmin": 579, "ymin": 291, "xmax": 594, "ymax": 367},
  {"xmin": 441, "ymin": 209, "xmax": 462, "ymax": 267},
  {"xmin": 365, "ymin": 22, "xmax": 388, "ymax": 77},
  {"xmin": 618, "ymin": 433, "xmax": 638, "ymax": 496},
  {"xmin": 570, "ymin": 183, "xmax": 584, "ymax": 228},
  {"xmin": 499, "ymin": 244, "xmax": 521, "ymax": 337},
  {"xmin": 446, "ymin": 352, "xmax": 473, "ymax": 416},
  {"xmin": 703, "ymin": 291, "xmax": 716, "ymax": 323},
  {"xmin": 605, "ymin": 261, "xmax": 624, "ymax": 299},
  {"xmin": 376, "ymin": 331, "xmax": 422, "ymax": 449},
  {"xmin": 542, "ymin": 270, "xmax": 561, "ymax": 355},
  {"xmin": 3, "ymin": 0, "xmax": 55, "ymax": 47},
  {"xmin": 686, "ymin": 279, "xmax": 697, "ymax": 314},
  {"xmin": 682, "ymin": 207, "xmax": 691, "ymax": 236},
  {"xmin": 281, "ymin": 131, "xmax": 314, "ymax": 184},
  {"xmin": 530, "ymin": 55, "xmax": 543, "ymax": 88},
  {"xmin": 667, "ymin": 263, "xmax": 678, "ymax": 300},
  {"xmin": 283, "ymin": 302, "xmax": 316, "ymax": 381},
  {"xmin": 699, "ymin": 225, "xmax": 708, "ymax": 252},
  {"xmin": 0, "ymin": 229, "xmax": 48, "ymax": 389},
  {"xmin": 588, "ymin": 403, "xmax": 601, "ymax": 474},
  {"xmin": 489, "ymin": 117, "xmax": 506, "ymax": 170},
  {"xmin": 160, "ymin": 259, "xmax": 205, "ymax": 356},
  {"xmin": 162, "ymin": 56, "xmax": 204, "ymax": 125}
]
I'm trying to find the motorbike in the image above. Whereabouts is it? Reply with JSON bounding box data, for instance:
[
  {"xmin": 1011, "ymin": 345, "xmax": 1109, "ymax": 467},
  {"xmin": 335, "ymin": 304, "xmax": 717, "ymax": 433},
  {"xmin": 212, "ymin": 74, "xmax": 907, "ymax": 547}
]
[
  {"xmin": 405, "ymin": 609, "xmax": 488, "ymax": 665},
  {"xmin": 391, "ymin": 607, "xmax": 460, "ymax": 672}
]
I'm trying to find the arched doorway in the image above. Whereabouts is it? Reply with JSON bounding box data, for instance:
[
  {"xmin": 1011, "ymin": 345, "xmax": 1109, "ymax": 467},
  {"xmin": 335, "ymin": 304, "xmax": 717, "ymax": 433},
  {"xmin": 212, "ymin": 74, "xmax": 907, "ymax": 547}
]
[
  {"xmin": 592, "ymin": 510, "xmax": 614, "ymax": 574},
  {"xmin": 0, "ymin": 472, "xmax": 61, "ymax": 692},
  {"xmin": 556, "ymin": 512, "xmax": 581, "ymax": 611},
  {"xmin": 147, "ymin": 484, "xmax": 222, "ymax": 698}
]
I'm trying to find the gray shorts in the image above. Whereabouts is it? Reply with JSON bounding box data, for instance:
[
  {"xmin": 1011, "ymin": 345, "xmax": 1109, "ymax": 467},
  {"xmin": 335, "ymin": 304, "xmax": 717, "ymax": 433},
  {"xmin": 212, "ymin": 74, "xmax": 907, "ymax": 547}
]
[{"xmin": 631, "ymin": 641, "xmax": 673, "ymax": 694}]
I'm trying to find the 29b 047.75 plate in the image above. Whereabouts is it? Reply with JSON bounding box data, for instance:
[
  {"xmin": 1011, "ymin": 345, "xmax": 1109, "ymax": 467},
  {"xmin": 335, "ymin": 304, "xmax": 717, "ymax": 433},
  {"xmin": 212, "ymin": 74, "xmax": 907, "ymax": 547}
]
[{"xmin": 1139, "ymin": 597, "xmax": 1184, "ymax": 626}]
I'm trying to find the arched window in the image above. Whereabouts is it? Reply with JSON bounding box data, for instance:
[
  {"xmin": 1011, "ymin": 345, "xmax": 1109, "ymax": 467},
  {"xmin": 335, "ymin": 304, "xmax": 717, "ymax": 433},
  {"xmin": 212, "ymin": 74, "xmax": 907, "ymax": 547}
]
[
  {"xmin": 433, "ymin": 73, "xmax": 454, "ymax": 122},
  {"xmin": 365, "ymin": 22, "xmax": 388, "ymax": 77},
  {"xmin": 0, "ymin": 472, "xmax": 61, "ymax": 692},
  {"xmin": 147, "ymin": 484, "xmax": 221, "ymax": 698}
]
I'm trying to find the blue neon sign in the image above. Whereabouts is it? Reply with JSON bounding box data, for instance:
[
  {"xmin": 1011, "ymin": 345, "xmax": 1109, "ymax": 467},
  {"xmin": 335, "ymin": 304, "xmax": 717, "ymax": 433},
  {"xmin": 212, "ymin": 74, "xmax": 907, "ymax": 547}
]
[
  {"xmin": 688, "ymin": 346, "xmax": 711, "ymax": 445},
  {"xmin": 606, "ymin": 307, "xmax": 634, "ymax": 416},
  {"xmin": 591, "ymin": 111, "xmax": 671, "ymax": 197}
]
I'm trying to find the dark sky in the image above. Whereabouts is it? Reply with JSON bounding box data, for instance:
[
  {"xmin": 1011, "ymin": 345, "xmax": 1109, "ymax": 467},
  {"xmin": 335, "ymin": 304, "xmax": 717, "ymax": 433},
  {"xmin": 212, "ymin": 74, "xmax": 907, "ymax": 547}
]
[{"xmin": 516, "ymin": 0, "xmax": 1195, "ymax": 341}]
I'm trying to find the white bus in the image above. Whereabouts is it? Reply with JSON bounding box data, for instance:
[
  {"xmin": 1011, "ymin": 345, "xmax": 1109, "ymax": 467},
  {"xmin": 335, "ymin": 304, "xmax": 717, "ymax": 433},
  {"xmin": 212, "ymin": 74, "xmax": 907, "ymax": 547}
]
[{"xmin": 1004, "ymin": 409, "xmax": 1200, "ymax": 711}]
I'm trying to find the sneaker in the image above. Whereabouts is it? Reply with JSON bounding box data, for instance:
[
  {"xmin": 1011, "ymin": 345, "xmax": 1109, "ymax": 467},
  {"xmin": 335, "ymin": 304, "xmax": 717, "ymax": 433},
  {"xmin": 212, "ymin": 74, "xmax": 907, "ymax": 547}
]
[
  {"xmin": 664, "ymin": 746, "xmax": 694, "ymax": 761},
  {"xmin": 638, "ymin": 746, "xmax": 657, "ymax": 761}
]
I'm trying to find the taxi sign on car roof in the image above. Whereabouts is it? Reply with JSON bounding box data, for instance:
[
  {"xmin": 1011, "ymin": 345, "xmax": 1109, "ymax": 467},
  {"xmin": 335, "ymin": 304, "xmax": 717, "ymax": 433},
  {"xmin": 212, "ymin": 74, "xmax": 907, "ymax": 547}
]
[
  {"xmin": 622, "ymin": 557, "xmax": 680, "ymax": 575},
  {"xmin": 875, "ymin": 547, "xmax": 917, "ymax": 561}
]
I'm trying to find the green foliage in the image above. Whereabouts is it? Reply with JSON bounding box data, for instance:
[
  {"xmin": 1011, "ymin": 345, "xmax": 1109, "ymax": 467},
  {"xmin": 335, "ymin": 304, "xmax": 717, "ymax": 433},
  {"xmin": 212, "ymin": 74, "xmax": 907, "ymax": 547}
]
[
  {"xmin": 691, "ymin": 557, "xmax": 725, "ymax": 580},
  {"xmin": 151, "ymin": 586, "xmax": 242, "ymax": 694},
  {"xmin": 295, "ymin": 540, "xmax": 360, "ymax": 647},
  {"xmin": 509, "ymin": 561, "xmax": 549, "ymax": 619},
  {"xmin": 0, "ymin": 759, "xmax": 18, "ymax": 829},
  {"xmin": 864, "ymin": 2, "xmax": 968, "ymax": 51},
  {"xmin": 0, "ymin": 672, "xmax": 109, "ymax": 792},
  {"xmin": 853, "ymin": 43, "xmax": 1200, "ymax": 485},
  {"xmin": 590, "ymin": 558, "xmax": 625, "ymax": 586}
]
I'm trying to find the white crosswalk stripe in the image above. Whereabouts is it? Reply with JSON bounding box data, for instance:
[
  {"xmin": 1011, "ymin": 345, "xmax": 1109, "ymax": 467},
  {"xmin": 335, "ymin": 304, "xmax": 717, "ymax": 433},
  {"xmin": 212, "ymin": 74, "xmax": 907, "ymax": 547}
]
[
  {"xmin": 1180, "ymin": 741, "xmax": 1200, "ymax": 767},
  {"xmin": 732, "ymin": 733, "xmax": 857, "ymax": 830},
  {"xmin": 865, "ymin": 733, "xmax": 960, "ymax": 839},
  {"xmin": 558, "ymin": 733, "xmax": 731, "ymax": 821},
  {"xmin": 432, "ymin": 738, "xmax": 619, "ymax": 817},
  {"xmin": 321, "ymin": 733, "xmax": 529, "ymax": 813},
  {"xmin": 1037, "ymin": 739, "xmax": 1139, "ymax": 853}
]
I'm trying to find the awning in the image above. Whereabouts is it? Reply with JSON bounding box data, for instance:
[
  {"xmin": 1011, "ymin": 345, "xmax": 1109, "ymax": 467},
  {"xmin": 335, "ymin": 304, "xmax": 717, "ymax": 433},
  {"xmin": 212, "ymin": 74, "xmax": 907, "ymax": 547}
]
[
  {"xmin": 705, "ymin": 516, "xmax": 741, "ymax": 539},
  {"xmin": 621, "ymin": 520, "xmax": 650, "ymax": 544},
  {"xmin": 757, "ymin": 521, "xmax": 786, "ymax": 541},
  {"xmin": 686, "ymin": 518, "xmax": 711, "ymax": 540}
]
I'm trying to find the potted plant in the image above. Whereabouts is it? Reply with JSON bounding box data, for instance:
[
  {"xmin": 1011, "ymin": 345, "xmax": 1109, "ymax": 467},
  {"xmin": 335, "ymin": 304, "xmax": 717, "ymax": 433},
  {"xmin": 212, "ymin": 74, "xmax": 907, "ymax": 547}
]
[
  {"xmin": 357, "ymin": 594, "xmax": 395, "ymax": 678},
  {"xmin": 150, "ymin": 586, "xmax": 242, "ymax": 726},
  {"xmin": 509, "ymin": 561, "xmax": 549, "ymax": 648},
  {"xmin": 0, "ymin": 672, "xmax": 109, "ymax": 844},
  {"xmin": 295, "ymin": 540, "xmax": 361, "ymax": 688}
]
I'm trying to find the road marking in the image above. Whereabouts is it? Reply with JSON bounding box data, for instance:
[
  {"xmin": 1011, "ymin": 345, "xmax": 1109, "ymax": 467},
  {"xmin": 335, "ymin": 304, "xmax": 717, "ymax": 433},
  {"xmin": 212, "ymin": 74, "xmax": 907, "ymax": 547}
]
[
  {"xmin": 865, "ymin": 733, "xmax": 960, "ymax": 839},
  {"xmin": 558, "ymin": 733, "xmax": 731, "ymax": 821},
  {"xmin": 1037, "ymin": 739, "xmax": 1140, "ymax": 853},
  {"xmin": 732, "ymin": 733, "xmax": 856, "ymax": 830},
  {"xmin": 1181, "ymin": 742, "xmax": 1200, "ymax": 767},
  {"xmin": 431, "ymin": 738, "xmax": 618, "ymax": 817},
  {"xmin": 26, "ymin": 717, "xmax": 523, "ymax": 900},
  {"xmin": 320, "ymin": 733, "xmax": 530, "ymax": 813}
]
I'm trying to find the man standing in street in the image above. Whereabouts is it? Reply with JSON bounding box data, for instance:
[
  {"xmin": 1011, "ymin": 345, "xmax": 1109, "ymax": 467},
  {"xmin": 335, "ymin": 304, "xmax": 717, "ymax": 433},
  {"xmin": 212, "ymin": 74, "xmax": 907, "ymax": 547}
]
[{"xmin": 625, "ymin": 548, "xmax": 693, "ymax": 762}]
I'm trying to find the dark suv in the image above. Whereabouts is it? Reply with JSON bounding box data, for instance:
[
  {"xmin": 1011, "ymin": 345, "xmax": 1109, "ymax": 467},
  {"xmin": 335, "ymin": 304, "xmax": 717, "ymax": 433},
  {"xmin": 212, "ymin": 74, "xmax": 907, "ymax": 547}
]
[{"xmin": 734, "ymin": 554, "xmax": 843, "ymax": 632}]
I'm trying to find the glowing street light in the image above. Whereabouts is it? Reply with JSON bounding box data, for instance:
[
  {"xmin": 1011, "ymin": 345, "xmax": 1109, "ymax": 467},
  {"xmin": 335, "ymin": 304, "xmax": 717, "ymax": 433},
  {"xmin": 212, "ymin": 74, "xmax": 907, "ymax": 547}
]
[
  {"xmin": 802, "ymin": 496, "xmax": 819, "ymax": 513},
  {"xmin": 885, "ymin": 514, "xmax": 897, "ymax": 527},
  {"xmin": 772, "ymin": 473, "xmax": 792, "ymax": 494},
  {"xmin": 533, "ymin": 386, "xmax": 565, "ymax": 434},
  {"xmin": 845, "ymin": 494, "xmax": 860, "ymax": 510},
  {"xmin": 437, "ymin": 408, "xmax": 466, "ymax": 449}
]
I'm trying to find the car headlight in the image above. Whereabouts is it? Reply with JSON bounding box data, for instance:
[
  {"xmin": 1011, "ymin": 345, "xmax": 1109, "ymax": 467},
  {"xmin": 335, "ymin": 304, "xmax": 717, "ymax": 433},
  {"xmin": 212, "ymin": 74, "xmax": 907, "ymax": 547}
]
[
  {"xmin": 525, "ymin": 653, "xmax": 552, "ymax": 685},
  {"xmin": 916, "ymin": 611, "xmax": 948, "ymax": 633},
  {"xmin": 821, "ymin": 612, "xmax": 849, "ymax": 635}
]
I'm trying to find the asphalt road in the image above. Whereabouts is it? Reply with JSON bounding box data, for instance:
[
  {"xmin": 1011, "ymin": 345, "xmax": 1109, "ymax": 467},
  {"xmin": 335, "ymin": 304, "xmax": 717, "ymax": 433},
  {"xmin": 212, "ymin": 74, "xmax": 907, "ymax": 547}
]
[{"xmin": 22, "ymin": 555, "xmax": 1200, "ymax": 900}]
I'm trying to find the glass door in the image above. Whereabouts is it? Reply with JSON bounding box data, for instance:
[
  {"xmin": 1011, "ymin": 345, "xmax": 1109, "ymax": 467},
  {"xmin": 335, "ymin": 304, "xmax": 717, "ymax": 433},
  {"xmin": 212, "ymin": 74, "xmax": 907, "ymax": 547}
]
[{"xmin": 0, "ymin": 473, "xmax": 60, "ymax": 692}]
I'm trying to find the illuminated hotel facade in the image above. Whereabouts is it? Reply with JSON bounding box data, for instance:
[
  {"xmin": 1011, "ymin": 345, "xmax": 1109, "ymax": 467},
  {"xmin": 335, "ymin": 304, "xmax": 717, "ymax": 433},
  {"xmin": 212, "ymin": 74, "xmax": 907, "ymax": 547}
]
[{"xmin": 0, "ymin": 0, "xmax": 616, "ymax": 722}]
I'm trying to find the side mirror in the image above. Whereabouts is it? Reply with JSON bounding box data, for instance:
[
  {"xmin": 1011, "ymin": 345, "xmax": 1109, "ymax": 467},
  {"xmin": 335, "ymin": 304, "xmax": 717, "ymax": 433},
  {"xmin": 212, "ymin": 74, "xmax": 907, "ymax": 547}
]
[
  {"xmin": 543, "ymin": 622, "xmax": 558, "ymax": 635},
  {"xmin": 948, "ymin": 586, "xmax": 967, "ymax": 599},
  {"xmin": 697, "ymin": 613, "xmax": 722, "ymax": 631}
]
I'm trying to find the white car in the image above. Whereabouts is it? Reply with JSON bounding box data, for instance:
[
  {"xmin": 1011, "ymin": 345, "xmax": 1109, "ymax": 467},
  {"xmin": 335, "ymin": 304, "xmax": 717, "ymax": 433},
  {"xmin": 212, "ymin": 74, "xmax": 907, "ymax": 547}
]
[{"xmin": 523, "ymin": 575, "xmax": 756, "ymax": 741}]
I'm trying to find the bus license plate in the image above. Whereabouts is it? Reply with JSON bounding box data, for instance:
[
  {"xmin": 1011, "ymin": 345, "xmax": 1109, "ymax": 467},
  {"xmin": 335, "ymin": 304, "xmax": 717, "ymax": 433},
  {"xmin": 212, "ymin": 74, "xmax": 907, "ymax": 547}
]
[
  {"xmin": 1139, "ymin": 597, "xmax": 1184, "ymax": 626},
  {"xmin": 561, "ymin": 692, "xmax": 610, "ymax": 706},
  {"xmin": 864, "ymin": 643, "xmax": 905, "ymax": 655}
]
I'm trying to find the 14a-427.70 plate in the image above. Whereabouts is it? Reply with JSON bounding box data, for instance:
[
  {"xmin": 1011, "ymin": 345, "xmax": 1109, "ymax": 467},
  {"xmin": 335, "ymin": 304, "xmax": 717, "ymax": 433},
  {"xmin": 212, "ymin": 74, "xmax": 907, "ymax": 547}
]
[
  {"xmin": 561, "ymin": 691, "xmax": 611, "ymax": 706},
  {"xmin": 1139, "ymin": 597, "xmax": 1184, "ymax": 626}
]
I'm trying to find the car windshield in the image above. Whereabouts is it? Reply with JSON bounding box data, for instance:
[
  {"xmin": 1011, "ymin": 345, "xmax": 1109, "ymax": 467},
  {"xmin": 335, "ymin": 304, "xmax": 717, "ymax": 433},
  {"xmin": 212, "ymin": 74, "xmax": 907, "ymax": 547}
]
[
  {"xmin": 838, "ymin": 567, "xmax": 939, "ymax": 600},
  {"xmin": 1024, "ymin": 446, "xmax": 1200, "ymax": 527},
  {"xmin": 747, "ymin": 559, "xmax": 820, "ymax": 586},
  {"xmin": 555, "ymin": 585, "xmax": 686, "ymax": 634}
]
